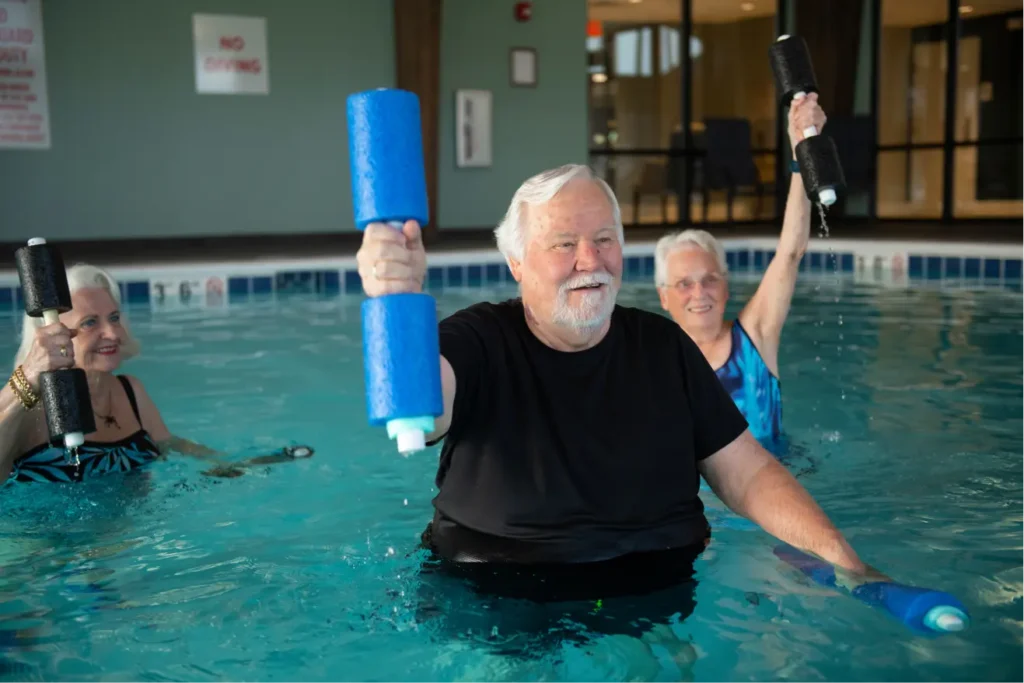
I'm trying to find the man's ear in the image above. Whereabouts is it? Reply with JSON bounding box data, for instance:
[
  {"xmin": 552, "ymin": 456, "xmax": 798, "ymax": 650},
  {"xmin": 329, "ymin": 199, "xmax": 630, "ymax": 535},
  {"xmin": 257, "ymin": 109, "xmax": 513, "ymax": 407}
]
[{"xmin": 508, "ymin": 258, "xmax": 523, "ymax": 283}]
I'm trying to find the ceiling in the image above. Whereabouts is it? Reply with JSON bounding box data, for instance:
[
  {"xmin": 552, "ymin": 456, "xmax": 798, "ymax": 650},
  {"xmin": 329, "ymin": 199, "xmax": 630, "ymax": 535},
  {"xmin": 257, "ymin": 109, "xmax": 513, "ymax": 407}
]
[
  {"xmin": 883, "ymin": 0, "xmax": 1022, "ymax": 26},
  {"xmin": 588, "ymin": 0, "xmax": 775, "ymax": 24},
  {"xmin": 588, "ymin": 0, "xmax": 1022, "ymax": 26}
]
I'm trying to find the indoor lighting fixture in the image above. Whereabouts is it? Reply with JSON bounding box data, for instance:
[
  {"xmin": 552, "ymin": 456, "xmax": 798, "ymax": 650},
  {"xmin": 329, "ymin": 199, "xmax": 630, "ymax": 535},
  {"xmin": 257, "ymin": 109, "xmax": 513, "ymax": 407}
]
[
  {"xmin": 592, "ymin": 73, "xmax": 609, "ymax": 83},
  {"xmin": 741, "ymin": 2, "xmax": 755, "ymax": 10},
  {"xmin": 959, "ymin": 4, "xmax": 974, "ymax": 13}
]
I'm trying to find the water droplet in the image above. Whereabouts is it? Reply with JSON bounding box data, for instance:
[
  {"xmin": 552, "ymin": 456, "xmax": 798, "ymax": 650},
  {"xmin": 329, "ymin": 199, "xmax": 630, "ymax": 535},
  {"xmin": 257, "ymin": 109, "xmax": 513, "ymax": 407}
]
[
  {"xmin": 387, "ymin": 547, "xmax": 395, "ymax": 556},
  {"xmin": 403, "ymin": 498, "xmax": 408, "ymax": 506}
]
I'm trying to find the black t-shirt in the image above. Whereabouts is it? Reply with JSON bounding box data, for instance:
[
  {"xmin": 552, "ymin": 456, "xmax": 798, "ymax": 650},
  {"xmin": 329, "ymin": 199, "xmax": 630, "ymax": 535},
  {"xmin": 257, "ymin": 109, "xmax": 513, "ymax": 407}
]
[{"xmin": 428, "ymin": 298, "xmax": 748, "ymax": 564}]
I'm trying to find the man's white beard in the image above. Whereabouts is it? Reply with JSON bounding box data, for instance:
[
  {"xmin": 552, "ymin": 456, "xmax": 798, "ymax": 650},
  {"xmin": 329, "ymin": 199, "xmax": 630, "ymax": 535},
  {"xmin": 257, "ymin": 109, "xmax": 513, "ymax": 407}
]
[{"xmin": 550, "ymin": 271, "xmax": 618, "ymax": 331}]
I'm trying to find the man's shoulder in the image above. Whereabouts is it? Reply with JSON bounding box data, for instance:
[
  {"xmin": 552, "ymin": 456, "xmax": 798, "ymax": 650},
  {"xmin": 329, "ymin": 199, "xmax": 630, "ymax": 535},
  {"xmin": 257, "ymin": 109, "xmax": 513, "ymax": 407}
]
[
  {"xmin": 614, "ymin": 304, "xmax": 685, "ymax": 336},
  {"xmin": 443, "ymin": 297, "xmax": 522, "ymax": 322},
  {"xmin": 612, "ymin": 304, "xmax": 701, "ymax": 358},
  {"xmin": 440, "ymin": 298, "xmax": 524, "ymax": 336}
]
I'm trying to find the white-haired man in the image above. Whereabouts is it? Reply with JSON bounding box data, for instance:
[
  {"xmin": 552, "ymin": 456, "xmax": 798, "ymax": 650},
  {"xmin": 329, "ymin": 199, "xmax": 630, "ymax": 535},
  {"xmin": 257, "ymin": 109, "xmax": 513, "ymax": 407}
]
[
  {"xmin": 355, "ymin": 161, "xmax": 866, "ymax": 639},
  {"xmin": 654, "ymin": 94, "xmax": 826, "ymax": 444}
]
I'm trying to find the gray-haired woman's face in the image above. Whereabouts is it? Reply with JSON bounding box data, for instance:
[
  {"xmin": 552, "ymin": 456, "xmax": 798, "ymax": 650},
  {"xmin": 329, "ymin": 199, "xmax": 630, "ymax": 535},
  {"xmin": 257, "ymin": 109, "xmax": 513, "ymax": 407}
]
[
  {"xmin": 60, "ymin": 287, "xmax": 125, "ymax": 373},
  {"xmin": 657, "ymin": 246, "xmax": 729, "ymax": 331}
]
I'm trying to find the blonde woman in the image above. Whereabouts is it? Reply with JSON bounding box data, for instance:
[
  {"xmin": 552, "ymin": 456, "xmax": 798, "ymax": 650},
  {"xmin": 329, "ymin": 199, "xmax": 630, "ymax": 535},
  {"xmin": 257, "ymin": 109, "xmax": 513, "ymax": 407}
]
[{"xmin": 1, "ymin": 263, "xmax": 308, "ymax": 483}]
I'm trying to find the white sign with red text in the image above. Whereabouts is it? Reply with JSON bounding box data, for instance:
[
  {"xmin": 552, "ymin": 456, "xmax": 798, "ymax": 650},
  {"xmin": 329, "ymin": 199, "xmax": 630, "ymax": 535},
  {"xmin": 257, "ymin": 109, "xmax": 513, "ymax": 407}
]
[
  {"xmin": 192, "ymin": 13, "xmax": 269, "ymax": 95},
  {"xmin": 0, "ymin": 0, "xmax": 51, "ymax": 149}
]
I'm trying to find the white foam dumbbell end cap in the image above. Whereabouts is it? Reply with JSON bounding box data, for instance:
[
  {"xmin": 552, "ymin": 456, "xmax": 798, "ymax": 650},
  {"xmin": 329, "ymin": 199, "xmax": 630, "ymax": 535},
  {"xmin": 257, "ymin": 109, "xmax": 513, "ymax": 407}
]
[
  {"xmin": 818, "ymin": 188, "xmax": 837, "ymax": 206},
  {"xmin": 924, "ymin": 605, "xmax": 969, "ymax": 633},
  {"xmin": 63, "ymin": 432, "xmax": 85, "ymax": 449},
  {"xmin": 397, "ymin": 429, "xmax": 426, "ymax": 454},
  {"xmin": 27, "ymin": 237, "xmax": 47, "ymax": 246}
]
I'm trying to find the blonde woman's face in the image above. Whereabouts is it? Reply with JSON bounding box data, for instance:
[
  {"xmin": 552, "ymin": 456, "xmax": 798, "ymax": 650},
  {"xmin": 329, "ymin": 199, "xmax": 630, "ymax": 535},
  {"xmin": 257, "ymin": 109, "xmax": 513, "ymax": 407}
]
[{"xmin": 60, "ymin": 287, "xmax": 125, "ymax": 373}]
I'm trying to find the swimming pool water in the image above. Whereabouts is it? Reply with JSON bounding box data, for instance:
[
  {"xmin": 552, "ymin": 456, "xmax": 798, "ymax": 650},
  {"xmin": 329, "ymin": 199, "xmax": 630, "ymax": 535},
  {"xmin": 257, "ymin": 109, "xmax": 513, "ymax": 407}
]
[{"xmin": 0, "ymin": 275, "xmax": 1020, "ymax": 682}]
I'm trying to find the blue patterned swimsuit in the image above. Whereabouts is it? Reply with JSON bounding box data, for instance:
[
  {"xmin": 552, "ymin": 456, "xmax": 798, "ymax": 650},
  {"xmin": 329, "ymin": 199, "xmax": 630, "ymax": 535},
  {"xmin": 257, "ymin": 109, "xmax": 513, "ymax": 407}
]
[
  {"xmin": 713, "ymin": 320, "xmax": 782, "ymax": 444},
  {"xmin": 9, "ymin": 376, "xmax": 162, "ymax": 483}
]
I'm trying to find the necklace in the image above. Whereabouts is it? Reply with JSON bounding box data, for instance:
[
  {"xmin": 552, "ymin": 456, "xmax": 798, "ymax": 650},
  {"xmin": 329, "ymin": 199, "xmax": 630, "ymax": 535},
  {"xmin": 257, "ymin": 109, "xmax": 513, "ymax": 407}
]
[
  {"xmin": 94, "ymin": 383, "xmax": 119, "ymax": 430},
  {"xmin": 97, "ymin": 413, "xmax": 120, "ymax": 429}
]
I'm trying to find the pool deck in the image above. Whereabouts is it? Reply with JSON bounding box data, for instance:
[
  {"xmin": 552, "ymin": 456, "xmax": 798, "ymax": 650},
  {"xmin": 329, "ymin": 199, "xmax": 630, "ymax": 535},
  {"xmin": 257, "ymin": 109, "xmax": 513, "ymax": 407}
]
[{"xmin": 0, "ymin": 221, "xmax": 1020, "ymax": 272}]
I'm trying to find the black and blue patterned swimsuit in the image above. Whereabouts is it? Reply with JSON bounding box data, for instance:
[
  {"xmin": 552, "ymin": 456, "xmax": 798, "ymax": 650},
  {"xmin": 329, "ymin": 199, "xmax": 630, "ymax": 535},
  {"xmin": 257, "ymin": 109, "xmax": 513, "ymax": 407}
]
[
  {"xmin": 713, "ymin": 320, "xmax": 783, "ymax": 444},
  {"xmin": 9, "ymin": 376, "xmax": 162, "ymax": 483}
]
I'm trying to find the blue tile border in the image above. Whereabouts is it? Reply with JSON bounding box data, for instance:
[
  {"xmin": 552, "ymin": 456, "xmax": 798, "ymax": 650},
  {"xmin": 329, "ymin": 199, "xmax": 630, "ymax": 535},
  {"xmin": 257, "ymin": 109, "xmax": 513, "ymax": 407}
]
[
  {"xmin": 964, "ymin": 258, "xmax": 981, "ymax": 277},
  {"xmin": 945, "ymin": 257, "xmax": 961, "ymax": 277},
  {"xmin": 1005, "ymin": 259, "xmax": 1022, "ymax": 280},
  {"xmin": 901, "ymin": 254, "xmax": 1022, "ymax": 282},
  {"xmin": 1, "ymin": 249, "xmax": 1021, "ymax": 312},
  {"xmin": 125, "ymin": 281, "xmax": 150, "ymax": 304},
  {"xmin": 984, "ymin": 259, "xmax": 1001, "ymax": 279}
]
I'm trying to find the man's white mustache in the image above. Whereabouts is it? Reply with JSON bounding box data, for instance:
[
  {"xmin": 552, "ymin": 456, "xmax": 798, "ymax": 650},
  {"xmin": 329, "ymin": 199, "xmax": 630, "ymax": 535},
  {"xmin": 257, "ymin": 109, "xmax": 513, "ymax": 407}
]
[{"xmin": 560, "ymin": 272, "xmax": 614, "ymax": 292}]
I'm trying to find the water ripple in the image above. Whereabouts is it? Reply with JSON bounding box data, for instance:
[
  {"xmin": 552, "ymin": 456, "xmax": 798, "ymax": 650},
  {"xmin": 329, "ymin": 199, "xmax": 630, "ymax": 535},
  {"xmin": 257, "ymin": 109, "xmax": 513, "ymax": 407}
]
[{"xmin": 0, "ymin": 281, "xmax": 1018, "ymax": 681}]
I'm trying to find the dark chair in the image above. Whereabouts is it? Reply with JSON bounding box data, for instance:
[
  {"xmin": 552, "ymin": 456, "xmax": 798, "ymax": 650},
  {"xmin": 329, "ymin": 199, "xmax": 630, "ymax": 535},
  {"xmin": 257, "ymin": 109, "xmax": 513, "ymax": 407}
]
[
  {"xmin": 666, "ymin": 129, "xmax": 703, "ymax": 223},
  {"xmin": 701, "ymin": 118, "xmax": 766, "ymax": 223},
  {"xmin": 822, "ymin": 115, "xmax": 875, "ymax": 216},
  {"xmin": 631, "ymin": 162, "xmax": 670, "ymax": 224}
]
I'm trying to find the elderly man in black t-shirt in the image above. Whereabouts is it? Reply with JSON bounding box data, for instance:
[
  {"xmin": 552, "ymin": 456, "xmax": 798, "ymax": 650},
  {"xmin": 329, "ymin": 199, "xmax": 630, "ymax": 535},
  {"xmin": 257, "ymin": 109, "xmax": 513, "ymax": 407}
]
[{"xmin": 355, "ymin": 163, "xmax": 867, "ymax": 642}]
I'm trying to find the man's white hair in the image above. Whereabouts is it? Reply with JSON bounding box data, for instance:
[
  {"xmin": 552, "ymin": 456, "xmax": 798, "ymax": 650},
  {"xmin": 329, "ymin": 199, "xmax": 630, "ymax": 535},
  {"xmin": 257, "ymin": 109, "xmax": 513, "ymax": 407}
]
[
  {"xmin": 13, "ymin": 263, "xmax": 141, "ymax": 369},
  {"xmin": 494, "ymin": 163, "xmax": 624, "ymax": 262},
  {"xmin": 654, "ymin": 229, "xmax": 729, "ymax": 286}
]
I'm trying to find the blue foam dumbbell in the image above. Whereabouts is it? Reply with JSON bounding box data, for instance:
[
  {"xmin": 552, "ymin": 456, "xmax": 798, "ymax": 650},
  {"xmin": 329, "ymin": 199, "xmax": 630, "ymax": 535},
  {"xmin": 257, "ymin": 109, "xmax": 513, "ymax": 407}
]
[
  {"xmin": 774, "ymin": 544, "xmax": 970, "ymax": 635},
  {"xmin": 346, "ymin": 88, "xmax": 444, "ymax": 455}
]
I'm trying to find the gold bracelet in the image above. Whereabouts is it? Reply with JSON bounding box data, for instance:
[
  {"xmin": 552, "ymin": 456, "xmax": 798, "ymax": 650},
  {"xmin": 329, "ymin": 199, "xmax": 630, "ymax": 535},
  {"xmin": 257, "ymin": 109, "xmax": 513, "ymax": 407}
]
[
  {"xmin": 8, "ymin": 366, "xmax": 38, "ymax": 409},
  {"xmin": 12, "ymin": 365, "xmax": 35, "ymax": 400},
  {"xmin": 8, "ymin": 377, "xmax": 34, "ymax": 409}
]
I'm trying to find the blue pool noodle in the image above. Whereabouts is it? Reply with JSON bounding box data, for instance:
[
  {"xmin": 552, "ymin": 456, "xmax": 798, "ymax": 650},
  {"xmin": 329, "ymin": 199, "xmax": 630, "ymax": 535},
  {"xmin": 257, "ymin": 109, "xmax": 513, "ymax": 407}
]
[
  {"xmin": 347, "ymin": 88, "xmax": 444, "ymax": 454},
  {"xmin": 774, "ymin": 544, "xmax": 970, "ymax": 635}
]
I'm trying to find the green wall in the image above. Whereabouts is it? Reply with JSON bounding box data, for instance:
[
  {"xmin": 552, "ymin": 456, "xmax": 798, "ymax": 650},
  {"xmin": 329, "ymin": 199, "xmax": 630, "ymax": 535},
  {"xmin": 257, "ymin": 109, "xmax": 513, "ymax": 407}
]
[
  {"xmin": 437, "ymin": 0, "xmax": 588, "ymax": 230},
  {"xmin": 1, "ymin": 0, "xmax": 395, "ymax": 242},
  {"xmin": 0, "ymin": 0, "xmax": 589, "ymax": 242}
]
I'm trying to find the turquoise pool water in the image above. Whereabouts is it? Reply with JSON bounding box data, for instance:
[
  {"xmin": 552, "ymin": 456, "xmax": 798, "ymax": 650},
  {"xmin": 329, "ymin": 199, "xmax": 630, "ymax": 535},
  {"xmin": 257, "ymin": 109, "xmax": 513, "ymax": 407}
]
[{"xmin": 0, "ymin": 275, "xmax": 1020, "ymax": 681}]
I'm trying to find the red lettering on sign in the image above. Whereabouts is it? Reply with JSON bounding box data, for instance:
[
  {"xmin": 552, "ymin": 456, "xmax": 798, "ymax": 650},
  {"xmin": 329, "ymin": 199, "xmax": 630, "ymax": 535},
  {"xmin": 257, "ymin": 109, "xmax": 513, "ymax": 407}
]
[
  {"xmin": 204, "ymin": 57, "xmax": 261, "ymax": 74},
  {"xmin": 0, "ymin": 27, "xmax": 33, "ymax": 43},
  {"xmin": 0, "ymin": 48, "xmax": 27, "ymax": 64},
  {"xmin": 219, "ymin": 35, "xmax": 245, "ymax": 50}
]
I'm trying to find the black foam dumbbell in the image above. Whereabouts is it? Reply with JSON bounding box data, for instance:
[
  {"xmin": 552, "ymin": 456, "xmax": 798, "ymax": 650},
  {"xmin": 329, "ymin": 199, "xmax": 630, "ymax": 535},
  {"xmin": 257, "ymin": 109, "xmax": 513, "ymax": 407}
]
[
  {"xmin": 769, "ymin": 34, "xmax": 846, "ymax": 207},
  {"xmin": 14, "ymin": 238, "xmax": 96, "ymax": 454}
]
